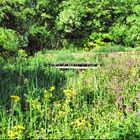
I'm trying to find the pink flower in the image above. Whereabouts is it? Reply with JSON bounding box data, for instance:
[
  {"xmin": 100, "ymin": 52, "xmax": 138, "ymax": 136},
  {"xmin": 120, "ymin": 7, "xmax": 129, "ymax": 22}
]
[
  {"xmin": 127, "ymin": 106, "xmax": 132, "ymax": 112},
  {"xmin": 116, "ymin": 96, "xmax": 124, "ymax": 105}
]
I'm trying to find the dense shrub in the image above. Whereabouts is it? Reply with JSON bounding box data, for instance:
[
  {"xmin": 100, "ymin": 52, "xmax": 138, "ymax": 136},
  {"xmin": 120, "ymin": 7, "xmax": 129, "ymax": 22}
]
[{"xmin": 0, "ymin": 28, "xmax": 19, "ymax": 54}]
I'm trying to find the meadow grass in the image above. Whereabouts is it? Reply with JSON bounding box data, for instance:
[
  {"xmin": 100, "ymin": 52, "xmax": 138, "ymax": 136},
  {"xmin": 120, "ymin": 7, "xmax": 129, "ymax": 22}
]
[{"xmin": 0, "ymin": 51, "xmax": 140, "ymax": 139}]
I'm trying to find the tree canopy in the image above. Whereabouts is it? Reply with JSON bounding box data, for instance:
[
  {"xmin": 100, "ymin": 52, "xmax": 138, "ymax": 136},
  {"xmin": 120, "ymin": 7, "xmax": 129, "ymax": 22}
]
[{"xmin": 0, "ymin": 0, "xmax": 140, "ymax": 55}]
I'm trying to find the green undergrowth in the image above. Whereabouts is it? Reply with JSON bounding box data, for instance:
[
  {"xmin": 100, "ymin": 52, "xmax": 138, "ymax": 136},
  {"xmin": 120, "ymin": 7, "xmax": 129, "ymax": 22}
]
[{"xmin": 1, "ymin": 50, "xmax": 140, "ymax": 139}]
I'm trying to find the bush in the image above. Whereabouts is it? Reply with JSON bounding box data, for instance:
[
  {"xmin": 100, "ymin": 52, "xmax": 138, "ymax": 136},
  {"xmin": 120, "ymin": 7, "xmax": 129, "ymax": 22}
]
[{"xmin": 0, "ymin": 27, "xmax": 19, "ymax": 52}]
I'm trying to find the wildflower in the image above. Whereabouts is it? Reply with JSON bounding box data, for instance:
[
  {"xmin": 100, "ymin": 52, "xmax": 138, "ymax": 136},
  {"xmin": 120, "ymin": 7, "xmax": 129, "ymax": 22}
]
[
  {"xmin": 31, "ymin": 99, "xmax": 41, "ymax": 110},
  {"xmin": 75, "ymin": 118, "xmax": 86, "ymax": 127},
  {"xmin": 11, "ymin": 96, "xmax": 20, "ymax": 102},
  {"xmin": 130, "ymin": 67, "xmax": 136, "ymax": 77},
  {"xmin": 49, "ymin": 86, "xmax": 55, "ymax": 92},
  {"xmin": 127, "ymin": 106, "xmax": 133, "ymax": 112},
  {"xmin": 116, "ymin": 96, "xmax": 124, "ymax": 105},
  {"xmin": 44, "ymin": 90, "xmax": 52, "ymax": 100},
  {"xmin": 58, "ymin": 110, "xmax": 66, "ymax": 117},
  {"xmin": 127, "ymin": 59, "xmax": 135, "ymax": 67},
  {"xmin": 13, "ymin": 125, "xmax": 25, "ymax": 130},
  {"xmin": 113, "ymin": 81, "xmax": 122, "ymax": 94},
  {"xmin": 8, "ymin": 130, "xmax": 18, "ymax": 138},
  {"xmin": 45, "ymin": 22, "xmax": 48, "ymax": 26},
  {"xmin": 63, "ymin": 89, "xmax": 76, "ymax": 99}
]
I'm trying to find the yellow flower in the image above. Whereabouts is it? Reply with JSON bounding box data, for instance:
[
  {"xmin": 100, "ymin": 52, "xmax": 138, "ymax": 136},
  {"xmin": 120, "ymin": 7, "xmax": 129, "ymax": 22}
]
[
  {"xmin": 8, "ymin": 130, "xmax": 18, "ymax": 138},
  {"xmin": 13, "ymin": 125, "xmax": 25, "ymax": 130},
  {"xmin": 11, "ymin": 96, "xmax": 20, "ymax": 102},
  {"xmin": 130, "ymin": 67, "xmax": 137, "ymax": 77},
  {"xmin": 63, "ymin": 89, "xmax": 76, "ymax": 99},
  {"xmin": 44, "ymin": 90, "xmax": 52, "ymax": 100},
  {"xmin": 70, "ymin": 117, "xmax": 87, "ymax": 128},
  {"xmin": 58, "ymin": 110, "xmax": 66, "ymax": 117},
  {"xmin": 31, "ymin": 99, "xmax": 41, "ymax": 110},
  {"xmin": 49, "ymin": 86, "xmax": 55, "ymax": 92}
]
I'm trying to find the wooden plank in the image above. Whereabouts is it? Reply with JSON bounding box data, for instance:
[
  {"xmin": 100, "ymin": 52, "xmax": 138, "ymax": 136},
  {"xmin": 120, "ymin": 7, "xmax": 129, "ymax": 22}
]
[
  {"xmin": 55, "ymin": 66, "xmax": 98, "ymax": 70},
  {"xmin": 48, "ymin": 62, "xmax": 99, "ymax": 67}
]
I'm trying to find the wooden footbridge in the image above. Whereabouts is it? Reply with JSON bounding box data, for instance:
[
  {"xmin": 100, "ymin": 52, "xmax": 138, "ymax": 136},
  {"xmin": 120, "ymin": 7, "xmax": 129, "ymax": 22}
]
[{"xmin": 48, "ymin": 62, "xmax": 101, "ymax": 70}]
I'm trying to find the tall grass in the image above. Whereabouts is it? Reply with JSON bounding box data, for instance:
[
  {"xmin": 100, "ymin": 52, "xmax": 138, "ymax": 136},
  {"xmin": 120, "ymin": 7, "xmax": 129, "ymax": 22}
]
[{"xmin": 0, "ymin": 51, "xmax": 140, "ymax": 139}]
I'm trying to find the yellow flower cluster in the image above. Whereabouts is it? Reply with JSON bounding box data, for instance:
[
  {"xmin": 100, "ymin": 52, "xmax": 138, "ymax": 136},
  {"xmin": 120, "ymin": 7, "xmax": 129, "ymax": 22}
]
[
  {"xmin": 70, "ymin": 117, "xmax": 89, "ymax": 128},
  {"xmin": 75, "ymin": 118, "xmax": 86, "ymax": 127},
  {"xmin": 44, "ymin": 90, "xmax": 52, "ymax": 101},
  {"xmin": 11, "ymin": 95, "xmax": 20, "ymax": 102},
  {"xmin": 13, "ymin": 125, "xmax": 25, "ymax": 130},
  {"xmin": 130, "ymin": 66, "xmax": 137, "ymax": 78},
  {"xmin": 71, "ymin": 117, "xmax": 87, "ymax": 127},
  {"xmin": 8, "ymin": 125, "xmax": 25, "ymax": 138},
  {"xmin": 63, "ymin": 89, "xmax": 76, "ymax": 100},
  {"xmin": 88, "ymin": 41, "xmax": 100, "ymax": 48},
  {"xmin": 49, "ymin": 85, "xmax": 55, "ymax": 92},
  {"xmin": 43, "ymin": 86, "xmax": 55, "ymax": 101},
  {"xmin": 8, "ymin": 131, "xmax": 19, "ymax": 138},
  {"xmin": 58, "ymin": 110, "xmax": 66, "ymax": 117},
  {"xmin": 31, "ymin": 99, "xmax": 41, "ymax": 110}
]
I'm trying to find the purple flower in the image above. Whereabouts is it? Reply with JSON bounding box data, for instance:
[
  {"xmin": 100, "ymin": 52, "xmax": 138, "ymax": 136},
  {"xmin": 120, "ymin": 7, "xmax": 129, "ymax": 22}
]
[
  {"xmin": 127, "ymin": 59, "xmax": 135, "ymax": 67},
  {"xmin": 116, "ymin": 96, "xmax": 124, "ymax": 105},
  {"xmin": 127, "ymin": 106, "xmax": 132, "ymax": 112}
]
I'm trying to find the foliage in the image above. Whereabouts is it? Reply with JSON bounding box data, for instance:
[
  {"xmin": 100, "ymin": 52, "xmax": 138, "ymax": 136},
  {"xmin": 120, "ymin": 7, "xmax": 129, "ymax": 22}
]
[
  {"xmin": 0, "ymin": 27, "xmax": 19, "ymax": 55},
  {"xmin": 0, "ymin": 0, "xmax": 140, "ymax": 56}
]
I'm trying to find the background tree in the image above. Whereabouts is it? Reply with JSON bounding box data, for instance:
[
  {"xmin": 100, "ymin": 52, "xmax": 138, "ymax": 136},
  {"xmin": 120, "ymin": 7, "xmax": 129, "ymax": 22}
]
[{"xmin": 0, "ymin": 0, "xmax": 140, "ymax": 56}]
